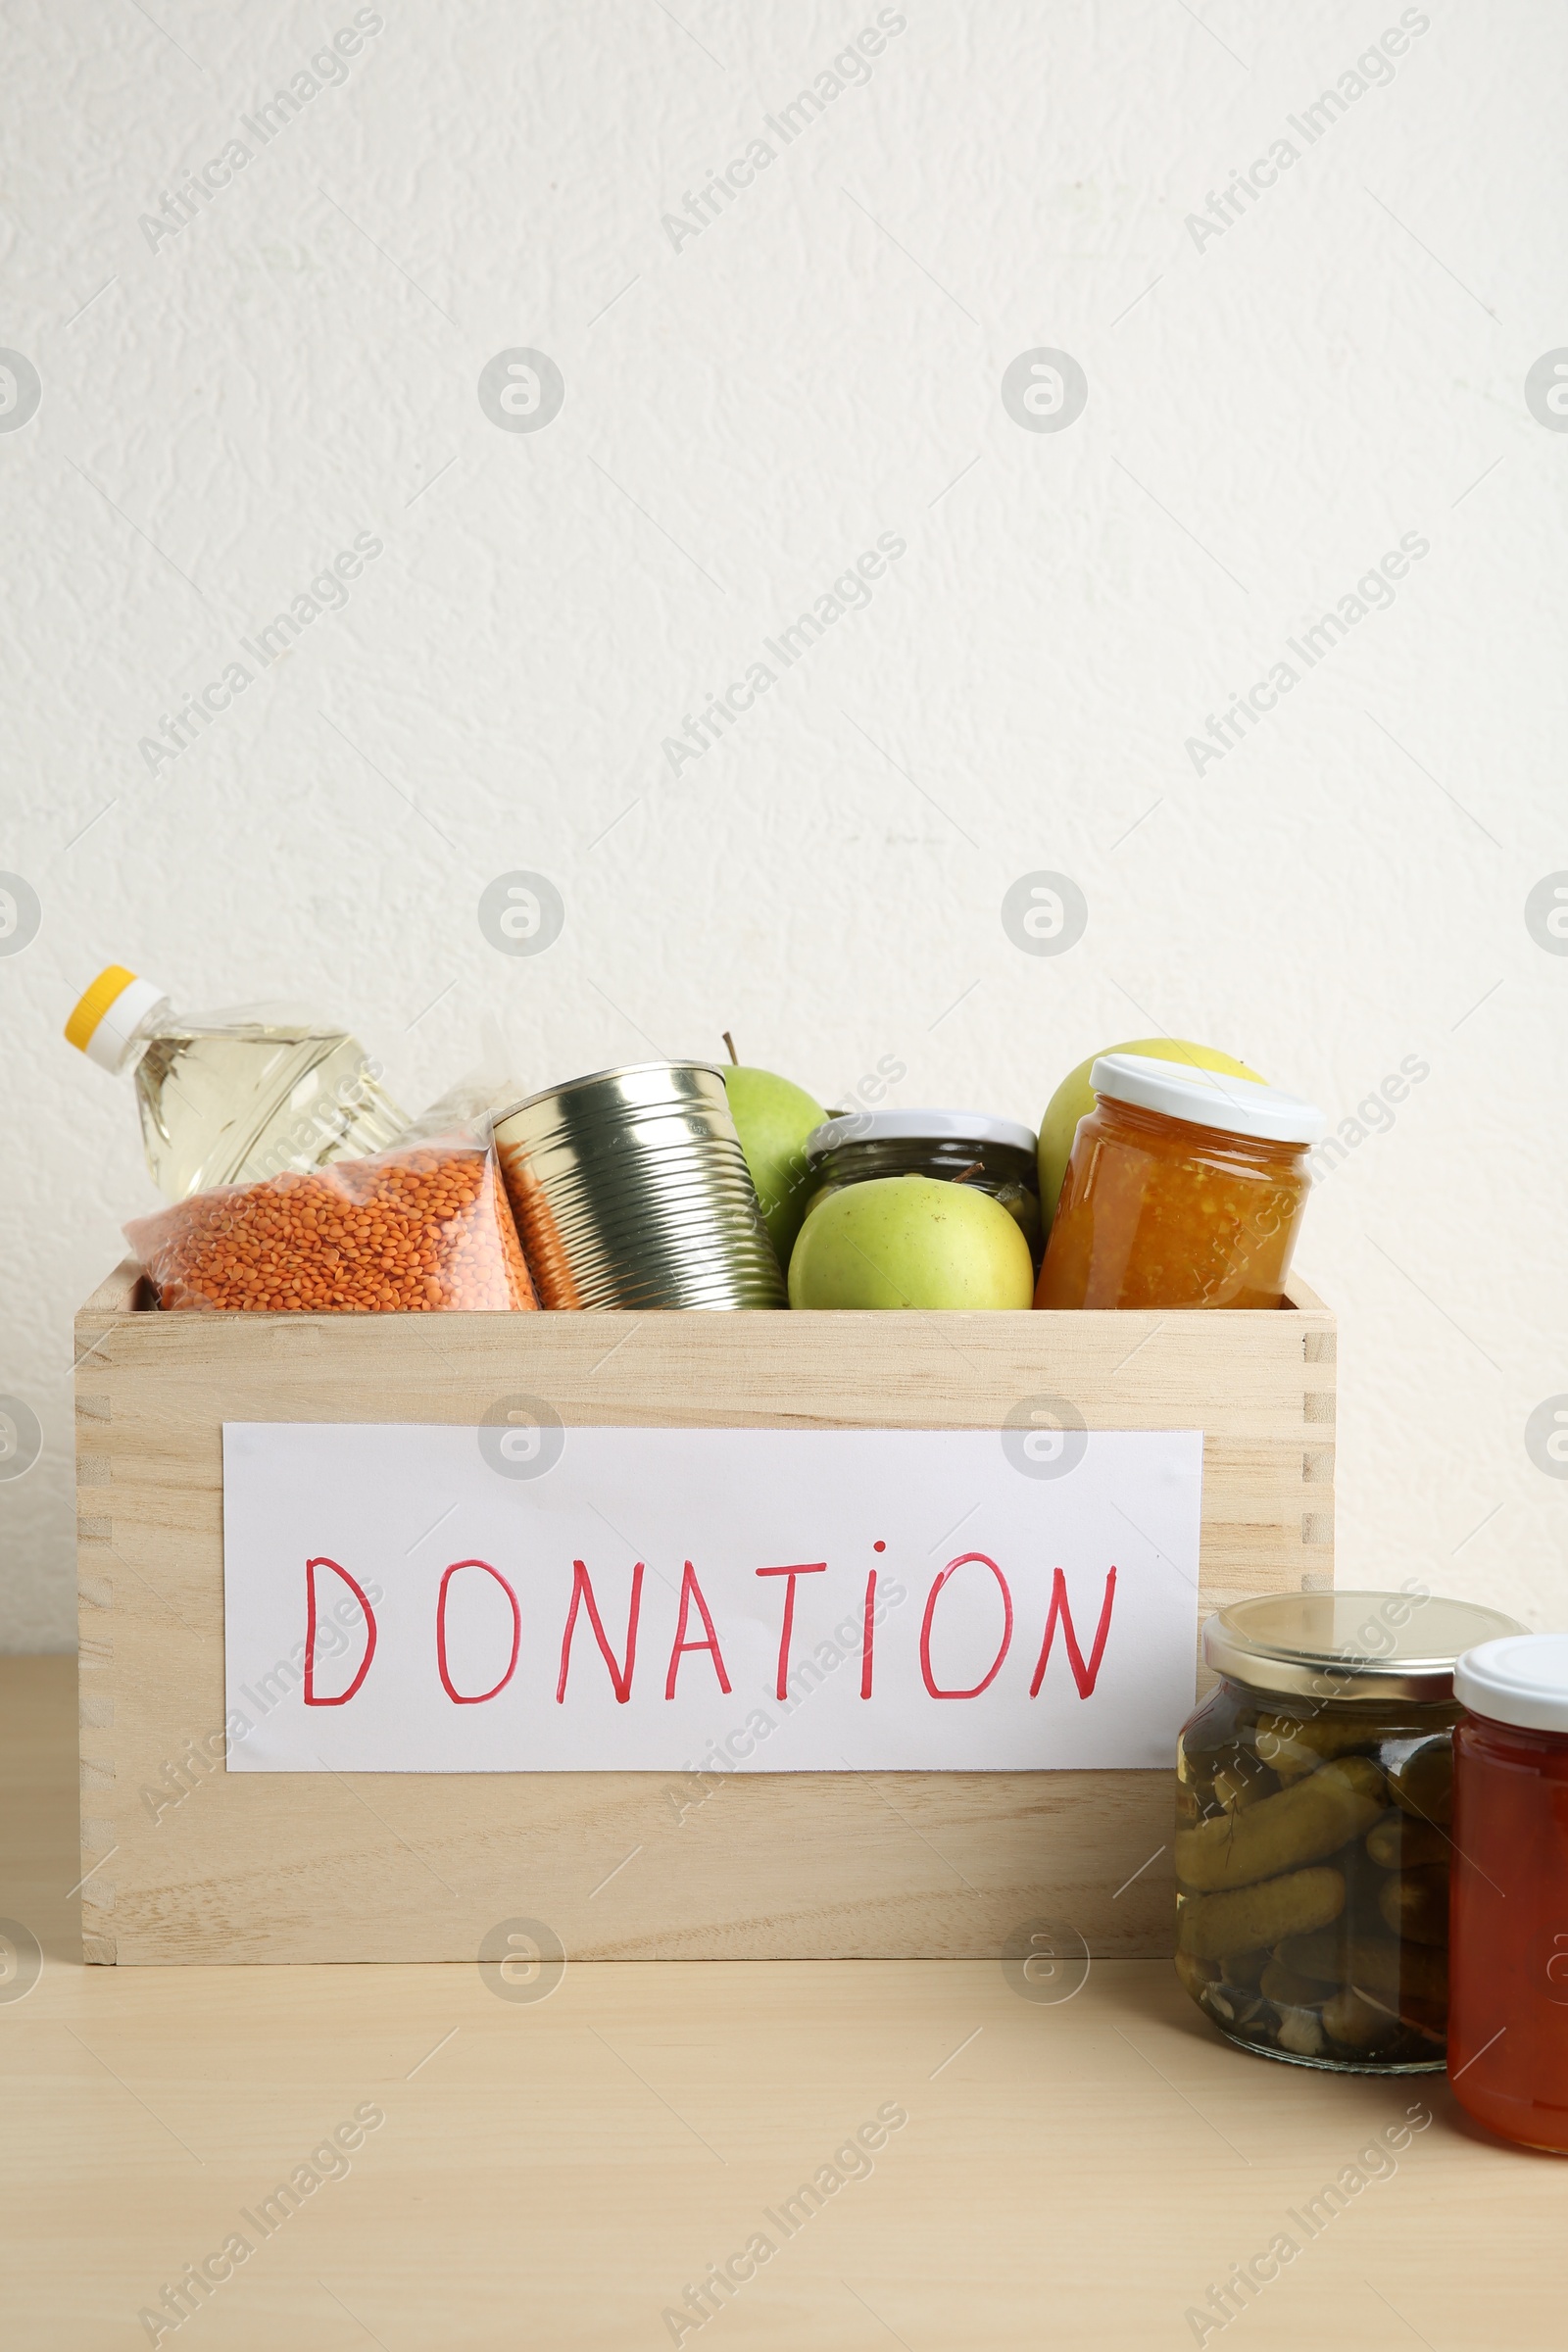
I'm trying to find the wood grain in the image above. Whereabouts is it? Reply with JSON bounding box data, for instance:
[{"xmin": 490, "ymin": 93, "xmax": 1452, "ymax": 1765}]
[
  {"xmin": 19, "ymin": 1653, "xmax": 1555, "ymax": 2352},
  {"xmin": 75, "ymin": 1267, "xmax": 1334, "ymax": 1964}
]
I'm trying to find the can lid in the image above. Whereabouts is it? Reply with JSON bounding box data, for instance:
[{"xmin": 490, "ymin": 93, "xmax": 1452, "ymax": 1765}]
[
  {"xmin": 1455, "ymin": 1633, "xmax": 1568, "ymax": 1733},
  {"xmin": 805, "ymin": 1107, "xmax": 1038, "ymax": 1161},
  {"xmin": 64, "ymin": 966, "xmax": 169, "ymax": 1073},
  {"xmin": 1202, "ymin": 1589, "xmax": 1526, "ymax": 1704},
  {"xmin": 1091, "ymin": 1052, "xmax": 1326, "ymax": 1146}
]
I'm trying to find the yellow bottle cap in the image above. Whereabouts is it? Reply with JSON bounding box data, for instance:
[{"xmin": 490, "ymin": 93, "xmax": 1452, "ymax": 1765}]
[
  {"xmin": 65, "ymin": 966, "xmax": 168, "ymax": 1072},
  {"xmin": 65, "ymin": 965, "xmax": 138, "ymax": 1053}
]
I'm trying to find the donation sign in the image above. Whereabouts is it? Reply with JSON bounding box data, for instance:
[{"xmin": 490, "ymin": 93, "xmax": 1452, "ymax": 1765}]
[{"xmin": 221, "ymin": 1424, "xmax": 1202, "ymax": 1773}]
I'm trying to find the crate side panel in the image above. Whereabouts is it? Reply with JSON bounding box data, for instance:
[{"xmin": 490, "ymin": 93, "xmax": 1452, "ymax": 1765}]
[{"xmin": 79, "ymin": 1294, "xmax": 1332, "ymax": 1963}]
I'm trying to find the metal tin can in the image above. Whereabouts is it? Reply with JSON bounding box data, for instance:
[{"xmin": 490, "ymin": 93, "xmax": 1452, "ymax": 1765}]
[
  {"xmin": 493, "ymin": 1062, "xmax": 787, "ymax": 1310},
  {"xmin": 804, "ymin": 1108, "xmax": 1044, "ymax": 1264}
]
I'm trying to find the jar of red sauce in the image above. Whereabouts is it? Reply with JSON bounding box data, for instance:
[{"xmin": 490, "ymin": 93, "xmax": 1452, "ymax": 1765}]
[
  {"xmin": 1449, "ymin": 1634, "xmax": 1568, "ymax": 2152},
  {"xmin": 1035, "ymin": 1054, "xmax": 1326, "ymax": 1311}
]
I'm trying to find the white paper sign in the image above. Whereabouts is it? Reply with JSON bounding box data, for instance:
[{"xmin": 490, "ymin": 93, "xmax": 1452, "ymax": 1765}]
[{"xmin": 221, "ymin": 1424, "xmax": 1201, "ymax": 1773}]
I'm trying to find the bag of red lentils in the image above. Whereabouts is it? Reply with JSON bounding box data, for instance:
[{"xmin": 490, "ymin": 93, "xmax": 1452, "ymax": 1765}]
[{"xmin": 124, "ymin": 1131, "xmax": 537, "ymax": 1312}]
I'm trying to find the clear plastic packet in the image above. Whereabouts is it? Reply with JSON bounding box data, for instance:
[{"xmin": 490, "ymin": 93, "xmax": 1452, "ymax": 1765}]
[
  {"xmin": 124, "ymin": 1129, "xmax": 537, "ymax": 1313},
  {"xmin": 401, "ymin": 1022, "xmax": 527, "ymax": 1145}
]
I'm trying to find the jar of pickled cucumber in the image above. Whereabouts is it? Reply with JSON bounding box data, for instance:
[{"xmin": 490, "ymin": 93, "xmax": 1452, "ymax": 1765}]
[{"xmin": 1175, "ymin": 1590, "xmax": 1522, "ymax": 2073}]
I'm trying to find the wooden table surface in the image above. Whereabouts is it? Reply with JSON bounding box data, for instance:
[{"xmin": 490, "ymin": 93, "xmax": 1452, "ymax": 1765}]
[{"xmin": 2, "ymin": 1656, "xmax": 1561, "ymax": 2351}]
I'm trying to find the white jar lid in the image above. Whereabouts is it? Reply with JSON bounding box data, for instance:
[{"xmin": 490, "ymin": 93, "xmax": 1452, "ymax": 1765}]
[
  {"xmin": 1456, "ymin": 1633, "xmax": 1568, "ymax": 1734},
  {"xmin": 805, "ymin": 1107, "xmax": 1038, "ymax": 1161},
  {"xmin": 1091, "ymin": 1052, "xmax": 1326, "ymax": 1146}
]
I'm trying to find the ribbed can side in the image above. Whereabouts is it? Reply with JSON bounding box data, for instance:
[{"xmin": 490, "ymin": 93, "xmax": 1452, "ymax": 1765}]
[{"xmin": 494, "ymin": 1061, "xmax": 786, "ymax": 1311}]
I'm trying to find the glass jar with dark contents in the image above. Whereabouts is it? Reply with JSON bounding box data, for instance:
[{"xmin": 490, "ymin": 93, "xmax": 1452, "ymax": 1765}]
[
  {"xmin": 1175, "ymin": 1590, "xmax": 1522, "ymax": 2072},
  {"xmin": 803, "ymin": 1109, "xmax": 1042, "ymax": 1263}
]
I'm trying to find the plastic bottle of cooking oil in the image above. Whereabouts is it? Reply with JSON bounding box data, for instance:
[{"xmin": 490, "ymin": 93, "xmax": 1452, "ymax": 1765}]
[{"xmin": 65, "ymin": 965, "xmax": 408, "ymax": 1200}]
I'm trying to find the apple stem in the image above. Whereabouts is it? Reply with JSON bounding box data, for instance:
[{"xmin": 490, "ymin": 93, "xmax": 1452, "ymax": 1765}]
[{"xmin": 721, "ymin": 1031, "xmax": 739, "ymax": 1065}]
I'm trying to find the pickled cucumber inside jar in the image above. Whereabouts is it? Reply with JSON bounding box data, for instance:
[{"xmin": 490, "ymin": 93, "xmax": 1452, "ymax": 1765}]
[{"xmin": 1173, "ymin": 1590, "xmax": 1522, "ymax": 2072}]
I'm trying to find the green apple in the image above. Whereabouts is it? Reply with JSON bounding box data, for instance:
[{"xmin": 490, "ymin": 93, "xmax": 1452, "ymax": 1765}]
[
  {"xmin": 721, "ymin": 1062, "xmax": 826, "ymax": 1265},
  {"xmin": 788, "ymin": 1174, "xmax": 1034, "ymax": 1309},
  {"xmin": 1038, "ymin": 1038, "xmax": 1266, "ymax": 1234}
]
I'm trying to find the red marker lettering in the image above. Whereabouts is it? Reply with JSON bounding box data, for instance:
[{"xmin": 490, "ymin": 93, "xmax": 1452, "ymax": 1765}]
[
  {"xmin": 861, "ymin": 1568, "xmax": 877, "ymax": 1698},
  {"xmin": 1029, "ymin": 1566, "xmax": 1117, "ymax": 1698},
  {"xmin": 303, "ymin": 1556, "xmax": 377, "ymax": 1705},
  {"xmin": 755, "ymin": 1562, "xmax": 827, "ymax": 1701},
  {"xmin": 557, "ymin": 1558, "xmax": 645, "ymax": 1703},
  {"xmin": 435, "ymin": 1559, "xmax": 521, "ymax": 1704},
  {"xmin": 664, "ymin": 1561, "xmax": 733, "ymax": 1699},
  {"xmin": 919, "ymin": 1552, "xmax": 1013, "ymax": 1698}
]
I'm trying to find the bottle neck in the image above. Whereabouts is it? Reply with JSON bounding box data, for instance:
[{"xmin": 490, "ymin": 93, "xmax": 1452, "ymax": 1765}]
[{"xmin": 86, "ymin": 985, "xmax": 172, "ymax": 1075}]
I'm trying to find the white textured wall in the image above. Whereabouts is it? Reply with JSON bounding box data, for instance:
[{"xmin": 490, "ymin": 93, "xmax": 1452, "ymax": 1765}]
[{"xmin": 2, "ymin": 0, "xmax": 1565, "ymax": 1649}]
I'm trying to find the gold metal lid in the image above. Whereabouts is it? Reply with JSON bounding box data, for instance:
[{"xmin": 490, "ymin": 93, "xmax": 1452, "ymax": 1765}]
[{"xmin": 1202, "ymin": 1589, "xmax": 1526, "ymax": 1705}]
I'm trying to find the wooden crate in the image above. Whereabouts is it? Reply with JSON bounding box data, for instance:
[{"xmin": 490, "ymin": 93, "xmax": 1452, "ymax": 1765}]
[{"xmin": 74, "ymin": 1266, "xmax": 1335, "ymax": 1965}]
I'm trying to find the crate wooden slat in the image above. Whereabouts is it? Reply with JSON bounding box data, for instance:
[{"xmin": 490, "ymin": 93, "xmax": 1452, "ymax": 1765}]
[{"xmin": 74, "ymin": 1264, "xmax": 1334, "ymax": 1964}]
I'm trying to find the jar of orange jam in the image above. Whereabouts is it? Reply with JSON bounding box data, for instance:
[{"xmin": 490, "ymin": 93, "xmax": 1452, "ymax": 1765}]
[
  {"xmin": 1449, "ymin": 1635, "xmax": 1568, "ymax": 2152},
  {"xmin": 1035, "ymin": 1054, "xmax": 1325, "ymax": 1310}
]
